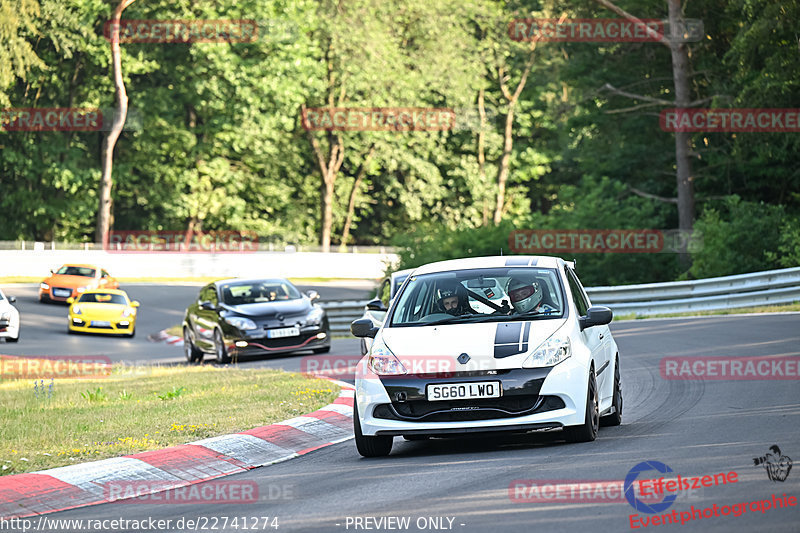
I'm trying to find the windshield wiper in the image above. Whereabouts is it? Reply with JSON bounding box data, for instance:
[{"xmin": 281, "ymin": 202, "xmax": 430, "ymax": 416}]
[{"xmin": 423, "ymin": 314, "xmax": 490, "ymax": 326}]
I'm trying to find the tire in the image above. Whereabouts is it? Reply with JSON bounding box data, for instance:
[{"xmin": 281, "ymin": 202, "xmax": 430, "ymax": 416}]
[
  {"xmin": 312, "ymin": 345, "xmax": 331, "ymax": 354},
  {"xmin": 563, "ymin": 370, "xmax": 599, "ymax": 443},
  {"xmin": 354, "ymin": 401, "xmax": 393, "ymax": 457},
  {"xmin": 184, "ymin": 327, "xmax": 203, "ymax": 363},
  {"xmin": 214, "ymin": 329, "xmax": 231, "ymax": 364},
  {"xmin": 600, "ymin": 357, "xmax": 623, "ymax": 427},
  {"xmin": 7, "ymin": 335, "xmax": 19, "ymax": 343}
]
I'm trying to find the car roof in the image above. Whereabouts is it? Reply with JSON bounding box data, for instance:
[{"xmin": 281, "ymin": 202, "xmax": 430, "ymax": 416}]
[
  {"xmin": 81, "ymin": 288, "xmax": 127, "ymax": 296},
  {"xmin": 410, "ymin": 255, "xmax": 565, "ymax": 275},
  {"xmin": 58, "ymin": 264, "xmax": 101, "ymax": 269},
  {"xmin": 213, "ymin": 277, "xmax": 291, "ymax": 286}
]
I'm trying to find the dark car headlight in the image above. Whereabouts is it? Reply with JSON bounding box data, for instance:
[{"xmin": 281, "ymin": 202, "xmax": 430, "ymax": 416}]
[
  {"xmin": 224, "ymin": 316, "xmax": 258, "ymax": 330},
  {"xmin": 305, "ymin": 308, "xmax": 324, "ymax": 326}
]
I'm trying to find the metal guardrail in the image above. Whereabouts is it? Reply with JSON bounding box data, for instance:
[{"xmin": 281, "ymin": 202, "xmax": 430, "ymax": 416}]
[
  {"xmin": 586, "ymin": 267, "xmax": 800, "ymax": 316},
  {"xmin": 321, "ymin": 267, "xmax": 800, "ymax": 331},
  {"xmin": 320, "ymin": 300, "xmax": 370, "ymax": 334}
]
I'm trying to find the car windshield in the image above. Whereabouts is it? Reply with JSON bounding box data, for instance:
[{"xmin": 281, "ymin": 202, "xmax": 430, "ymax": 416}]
[
  {"xmin": 389, "ymin": 267, "xmax": 565, "ymax": 327},
  {"xmin": 56, "ymin": 266, "xmax": 96, "ymax": 277},
  {"xmin": 78, "ymin": 292, "xmax": 127, "ymax": 305},
  {"xmin": 220, "ymin": 280, "xmax": 301, "ymax": 305}
]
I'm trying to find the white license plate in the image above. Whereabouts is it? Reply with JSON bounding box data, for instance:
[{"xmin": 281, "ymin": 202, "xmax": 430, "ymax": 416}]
[
  {"xmin": 267, "ymin": 326, "xmax": 300, "ymax": 339},
  {"xmin": 427, "ymin": 381, "xmax": 501, "ymax": 401},
  {"xmin": 91, "ymin": 320, "xmax": 111, "ymax": 327},
  {"xmin": 53, "ymin": 289, "xmax": 71, "ymax": 297}
]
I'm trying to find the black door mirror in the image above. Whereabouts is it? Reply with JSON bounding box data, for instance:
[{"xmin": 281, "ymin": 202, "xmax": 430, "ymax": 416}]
[
  {"xmin": 306, "ymin": 290, "xmax": 320, "ymax": 301},
  {"xmin": 8, "ymin": 296, "xmax": 16, "ymax": 303},
  {"xmin": 199, "ymin": 300, "xmax": 217, "ymax": 311},
  {"xmin": 365, "ymin": 298, "xmax": 387, "ymax": 312},
  {"xmin": 579, "ymin": 306, "xmax": 613, "ymax": 331},
  {"xmin": 351, "ymin": 318, "xmax": 379, "ymax": 338}
]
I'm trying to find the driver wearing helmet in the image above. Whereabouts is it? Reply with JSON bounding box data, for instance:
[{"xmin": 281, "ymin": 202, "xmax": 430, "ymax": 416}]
[
  {"xmin": 436, "ymin": 285, "xmax": 474, "ymax": 316},
  {"xmin": 505, "ymin": 275, "xmax": 556, "ymax": 315}
]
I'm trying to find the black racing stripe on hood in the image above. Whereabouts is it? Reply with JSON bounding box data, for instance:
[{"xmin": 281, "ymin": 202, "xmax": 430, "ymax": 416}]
[{"xmin": 494, "ymin": 322, "xmax": 531, "ymax": 359}]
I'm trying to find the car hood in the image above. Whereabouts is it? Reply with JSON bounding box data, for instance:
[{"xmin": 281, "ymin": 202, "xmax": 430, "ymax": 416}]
[
  {"xmin": 72, "ymin": 302, "xmax": 130, "ymax": 319},
  {"xmin": 45, "ymin": 274, "xmax": 96, "ymax": 287},
  {"xmin": 380, "ymin": 318, "xmax": 567, "ymax": 371},
  {"xmin": 222, "ymin": 299, "xmax": 311, "ymax": 318}
]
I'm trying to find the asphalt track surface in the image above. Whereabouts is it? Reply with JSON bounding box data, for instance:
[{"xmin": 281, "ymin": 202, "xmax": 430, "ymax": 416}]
[
  {"xmin": 2, "ymin": 284, "xmax": 799, "ymax": 532},
  {"xmin": 0, "ymin": 282, "xmax": 370, "ymax": 364}
]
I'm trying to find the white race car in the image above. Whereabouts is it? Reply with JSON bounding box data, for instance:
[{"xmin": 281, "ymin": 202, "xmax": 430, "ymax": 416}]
[
  {"xmin": 350, "ymin": 255, "xmax": 622, "ymax": 457},
  {"xmin": 0, "ymin": 288, "xmax": 21, "ymax": 342}
]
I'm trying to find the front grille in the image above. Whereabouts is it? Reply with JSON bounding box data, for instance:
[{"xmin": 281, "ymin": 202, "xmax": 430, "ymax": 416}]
[
  {"xmin": 52, "ymin": 287, "xmax": 73, "ymax": 298},
  {"xmin": 249, "ymin": 333, "xmax": 318, "ymax": 349},
  {"xmin": 373, "ymin": 395, "xmax": 565, "ymax": 422}
]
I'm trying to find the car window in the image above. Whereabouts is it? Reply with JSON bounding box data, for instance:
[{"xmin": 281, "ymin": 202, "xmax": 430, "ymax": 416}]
[
  {"xmin": 566, "ymin": 268, "xmax": 589, "ymax": 316},
  {"xmin": 379, "ymin": 279, "xmax": 391, "ymax": 307},
  {"xmin": 219, "ymin": 280, "xmax": 301, "ymax": 305},
  {"xmin": 389, "ymin": 267, "xmax": 565, "ymax": 327},
  {"xmin": 199, "ymin": 285, "xmax": 218, "ymax": 305},
  {"xmin": 78, "ymin": 292, "xmax": 127, "ymax": 305},
  {"xmin": 101, "ymin": 270, "xmax": 109, "ymax": 278},
  {"xmin": 56, "ymin": 266, "xmax": 96, "ymax": 277}
]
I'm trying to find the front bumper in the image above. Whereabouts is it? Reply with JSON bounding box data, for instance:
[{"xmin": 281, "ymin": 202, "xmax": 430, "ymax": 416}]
[
  {"xmin": 224, "ymin": 327, "xmax": 330, "ymax": 357},
  {"xmin": 356, "ymin": 357, "xmax": 588, "ymax": 436},
  {"xmin": 0, "ymin": 320, "xmax": 19, "ymax": 338},
  {"xmin": 41, "ymin": 286, "xmax": 82, "ymax": 302},
  {"xmin": 69, "ymin": 317, "xmax": 134, "ymax": 335}
]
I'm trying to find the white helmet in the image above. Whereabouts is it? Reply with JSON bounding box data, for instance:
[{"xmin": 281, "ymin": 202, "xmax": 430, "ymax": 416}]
[{"xmin": 506, "ymin": 275, "xmax": 543, "ymax": 313}]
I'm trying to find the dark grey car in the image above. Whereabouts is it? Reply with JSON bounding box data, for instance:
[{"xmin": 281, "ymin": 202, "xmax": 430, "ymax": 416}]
[{"xmin": 182, "ymin": 278, "xmax": 330, "ymax": 363}]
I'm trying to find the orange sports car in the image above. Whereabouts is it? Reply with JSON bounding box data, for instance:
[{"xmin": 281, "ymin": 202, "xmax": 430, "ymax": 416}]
[{"xmin": 39, "ymin": 264, "xmax": 119, "ymax": 303}]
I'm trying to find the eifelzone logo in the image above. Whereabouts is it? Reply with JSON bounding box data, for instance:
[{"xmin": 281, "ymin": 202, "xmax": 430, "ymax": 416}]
[{"xmin": 753, "ymin": 445, "xmax": 793, "ymax": 482}]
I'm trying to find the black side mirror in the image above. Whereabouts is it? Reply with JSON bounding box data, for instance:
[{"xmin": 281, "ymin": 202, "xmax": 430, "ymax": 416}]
[
  {"xmin": 351, "ymin": 318, "xmax": 379, "ymax": 338},
  {"xmin": 199, "ymin": 300, "xmax": 217, "ymax": 311},
  {"xmin": 8, "ymin": 296, "xmax": 16, "ymax": 303},
  {"xmin": 306, "ymin": 290, "xmax": 320, "ymax": 301},
  {"xmin": 366, "ymin": 298, "xmax": 387, "ymax": 312},
  {"xmin": 579, "ymin": 306, "xmax": 613, "ymax": 331}
]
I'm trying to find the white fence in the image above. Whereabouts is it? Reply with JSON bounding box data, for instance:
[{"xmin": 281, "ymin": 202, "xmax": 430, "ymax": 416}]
[
  {"xmin": 0, "ymin": 250, "xmax": 399, "ymax": 280},
  {"xmin": 321, "ymin": 267, "xmax": 800, "ymax": 332}
]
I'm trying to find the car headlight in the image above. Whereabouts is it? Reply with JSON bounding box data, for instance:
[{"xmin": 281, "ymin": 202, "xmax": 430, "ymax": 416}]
[
  {"xmin": 122, "ymin": 307, "xmax": 135, "ymax": 317},
  {"xmin": 72, "ymin": 305, "xmax": 82, "ymax": 315},
  {"xmin": 523, "ymin": 337, "xmax": 571, "ymax": 368},
  {"xmin": 224, "ymin": 316, "xmax": 258, "ymax": 330},
  {"xmin": 306, "ymin": 308, "xmax": 324, "ymax": 326},
  {"xmin": 40, "ymin": 282, "xmax": 50, "ymax": 290},
  {"xmin": 76, "ymin": 287, "xmax": 86, "ymax": 293},
  {"xmin": 368, "ymin": 338, "xmax": 407, "ymax": 375},
  {"xmin": 0, "ymin": 311, "xmax": 10, "ymax": 321}
]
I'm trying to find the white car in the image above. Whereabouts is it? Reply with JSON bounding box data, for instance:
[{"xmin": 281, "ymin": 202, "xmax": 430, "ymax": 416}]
[
  {"xmin": 350, "ymin": 255, "xmax": 622, "ymax": 457},
  {"xmin": 0, "ymin": 288, "xmax": 21, "ymax": 342}
]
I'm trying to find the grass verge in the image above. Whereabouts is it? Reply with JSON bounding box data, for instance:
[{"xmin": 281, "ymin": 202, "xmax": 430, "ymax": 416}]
[
  {"xmin": 613, "ymin": 302, "xmax": 800, "ymax": 321},
  {"xmin": 0, "ymin": 360, "xmax": 339, "ymax": 476}
]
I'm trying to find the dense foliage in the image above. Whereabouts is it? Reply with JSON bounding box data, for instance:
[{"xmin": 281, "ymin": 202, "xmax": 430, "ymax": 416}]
[{"xmin": 1, "ymin": 0, "xmax": 797, "ymax": 282}]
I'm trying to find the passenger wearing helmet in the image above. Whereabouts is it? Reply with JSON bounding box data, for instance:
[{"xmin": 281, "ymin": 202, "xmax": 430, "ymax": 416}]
[
  {"xmin": 436, "ymin": 285, "xmax": 474, "ymax": 316},
  {"xmin": 505, "ymin": 275, "xmax": 556, "ymax": 315}
]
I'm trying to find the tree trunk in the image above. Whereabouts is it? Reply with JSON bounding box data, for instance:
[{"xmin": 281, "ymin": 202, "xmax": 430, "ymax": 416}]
[
  {"xmin": 478, "ymin": 88, "xmax": 488, "ymax": 226},
  {"xmin": 340, "ymin": 144, "xmax": 376, "ymax": 250},
  {"xmin": 320, "ymin": 178, "xmax": 335, "ymax": 252},
  {"xmin": 494, "ymin": 107, "xmax": 515, "ymax": 225},
  {"xmin": 667, "ymin": 0, "xmax": 695, "ymax": 266},
  {"xmin": 95, "ymin": 0, "xmax": 136, "ymax": 244}
]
